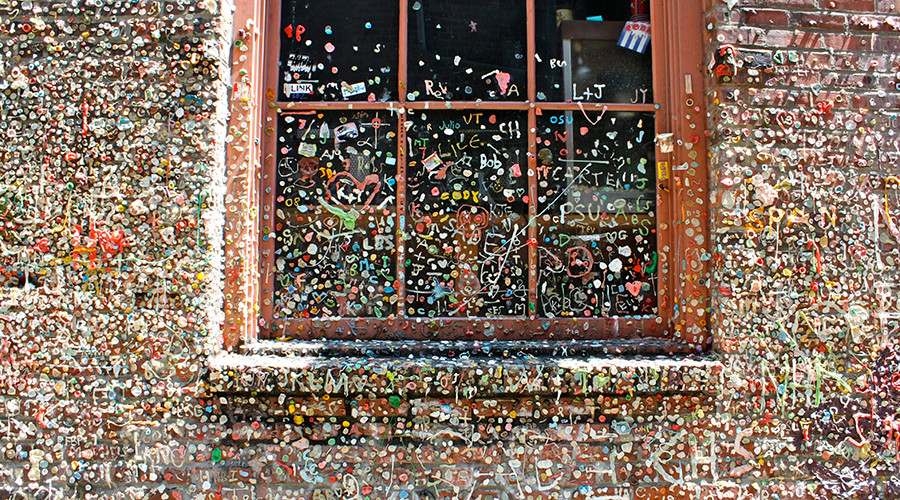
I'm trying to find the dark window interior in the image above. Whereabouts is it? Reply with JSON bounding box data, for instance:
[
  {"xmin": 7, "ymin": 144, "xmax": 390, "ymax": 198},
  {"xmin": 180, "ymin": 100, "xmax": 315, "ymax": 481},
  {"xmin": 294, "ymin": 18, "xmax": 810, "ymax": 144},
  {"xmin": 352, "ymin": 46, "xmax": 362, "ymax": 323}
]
[
  {"xmin": 277, "ymin": 1, "xmax": 399, "ymax": 101},
  {"xmin": 406, "ymin": 0, "xmax": 528, "ymax": 101}
]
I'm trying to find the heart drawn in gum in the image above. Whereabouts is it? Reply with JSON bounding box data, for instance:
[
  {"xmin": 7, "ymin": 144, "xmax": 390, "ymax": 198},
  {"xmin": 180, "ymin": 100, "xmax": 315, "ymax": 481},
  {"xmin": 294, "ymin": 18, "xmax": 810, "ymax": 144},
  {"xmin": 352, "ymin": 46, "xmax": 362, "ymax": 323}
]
[
  {"xmin": 625, "ymin": 281, "xmax": 643, "ymax": 296},
  {"xmin": 325, "ymin": 172, "xmax": 382, "ymax": 209},
  {"xmin": 776, "ymin": 111, "xmax": 795, "ymax": 132}
]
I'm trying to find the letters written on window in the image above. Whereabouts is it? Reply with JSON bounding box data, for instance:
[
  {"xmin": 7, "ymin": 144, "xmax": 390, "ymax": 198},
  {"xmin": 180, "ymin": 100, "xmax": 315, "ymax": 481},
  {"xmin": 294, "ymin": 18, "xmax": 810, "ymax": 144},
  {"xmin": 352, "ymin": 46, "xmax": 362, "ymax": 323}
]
[{"xmin": 262, "ymin": 0, "xmax": 670, "ymax": 340}]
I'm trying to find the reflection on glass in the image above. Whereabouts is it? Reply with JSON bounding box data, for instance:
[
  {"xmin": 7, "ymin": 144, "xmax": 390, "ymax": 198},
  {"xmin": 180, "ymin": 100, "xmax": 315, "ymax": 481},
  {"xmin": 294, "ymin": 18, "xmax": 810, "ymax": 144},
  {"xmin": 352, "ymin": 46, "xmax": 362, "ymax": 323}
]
[
  {"xmin": 536, "ymin": 0, "xmax": 652, "ymax": 103},
  {"xmin": 565, "ymin": 39, "xmax": 653, "ymax": 104},
  {"xmin": 278, "ymin": 0, "xmax": 398, "ymax": 101}
]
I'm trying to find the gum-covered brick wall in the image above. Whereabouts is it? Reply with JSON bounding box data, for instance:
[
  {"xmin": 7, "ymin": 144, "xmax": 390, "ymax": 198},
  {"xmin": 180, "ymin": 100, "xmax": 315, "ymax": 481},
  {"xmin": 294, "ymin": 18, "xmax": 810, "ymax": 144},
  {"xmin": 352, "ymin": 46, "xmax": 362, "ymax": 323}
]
[
  {"xmin": 0, "ymin": 0, "xmax": 231, "ymax": 496},
  {"xmin": 0, "ymin": 0, "xmax": 897, "ymax": 499},
  {"xmin": 708, "ymin": 0, "xmax": 900, "ymax": 498}
]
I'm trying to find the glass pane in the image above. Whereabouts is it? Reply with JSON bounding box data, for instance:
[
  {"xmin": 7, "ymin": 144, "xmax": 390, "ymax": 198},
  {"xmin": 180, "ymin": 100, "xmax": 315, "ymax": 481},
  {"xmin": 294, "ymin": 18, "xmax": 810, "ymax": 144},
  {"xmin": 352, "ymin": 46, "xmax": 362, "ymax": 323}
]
[
  {"xmin": 278, "ymin": 0, "xmax": 399, "ymax": 101},
  {"xmin": 272, "ymin": 111, "xmax": 398, "ymax": 318},
  {"xmin": 535, "ymin": 110, "xmax": 657, "ymax": 317},
  {"xmin": 405, "ymin": 110, "xmax": 528, "ymax": 317},
  {"xmin": 535, "ymin": 0, "xmax": 652, "ymax": 103},
  {"xmin": 407, "ymin": 0, "xmax": 527, "ymax": 101}
]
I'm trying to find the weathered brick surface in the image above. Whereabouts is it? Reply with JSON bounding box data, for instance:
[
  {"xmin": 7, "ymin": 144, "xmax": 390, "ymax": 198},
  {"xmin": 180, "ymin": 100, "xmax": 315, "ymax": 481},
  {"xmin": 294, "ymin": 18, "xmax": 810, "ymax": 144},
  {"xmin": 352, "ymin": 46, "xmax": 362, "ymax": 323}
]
[
  {"xmin": 0, "ymin": 0, "xmax": 896, "ymax": 498},
  {"xmin": 708, "ymin": 0, "xmax": 900, "ymax": 495},
  {"xmin": 743, "ymin": 8, "xmax": 793, "ymax": 25}
]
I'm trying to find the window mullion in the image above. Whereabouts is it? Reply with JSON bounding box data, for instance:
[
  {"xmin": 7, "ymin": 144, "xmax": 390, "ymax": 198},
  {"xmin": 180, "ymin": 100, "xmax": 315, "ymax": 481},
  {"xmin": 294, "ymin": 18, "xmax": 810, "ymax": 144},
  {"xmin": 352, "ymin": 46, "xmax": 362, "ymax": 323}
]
[
  {"xmin": 526, "ymin": 0, "xmax": 538, "ymax": 318},
  {"xmin": 526, "ymin": 0, "xmax": 536, "ymax": 102},
  {"xmin": 651, "ymin": 0, "xmax": 673, "ymax": 325},
  {"xmin": 396, "ymin": 0, "xmax": 409, "ymax": 319},
  {"xmin": 256, "ymin": 0, "xmax": 285, "ymax": 338}
]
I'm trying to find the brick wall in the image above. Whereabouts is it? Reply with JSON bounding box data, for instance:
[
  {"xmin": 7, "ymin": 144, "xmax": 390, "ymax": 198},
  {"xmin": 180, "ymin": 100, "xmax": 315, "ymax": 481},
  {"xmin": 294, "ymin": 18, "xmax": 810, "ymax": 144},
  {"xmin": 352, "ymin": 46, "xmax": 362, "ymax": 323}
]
[
  {"xmin": 707, "ymin": 0, "xmax": 900, "ymax": 498},
  {"xmin": 0, "ymin": 0, "xmax": 897, "ymax": 499}
]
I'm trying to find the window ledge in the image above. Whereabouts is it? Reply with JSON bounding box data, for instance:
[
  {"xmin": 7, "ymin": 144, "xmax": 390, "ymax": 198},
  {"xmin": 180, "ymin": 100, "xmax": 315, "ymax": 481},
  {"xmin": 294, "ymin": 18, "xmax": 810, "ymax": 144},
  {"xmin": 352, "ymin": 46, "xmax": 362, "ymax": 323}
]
[{"xmin": 208, "ymin": 341, "xmax": 722, "ymax": 397}]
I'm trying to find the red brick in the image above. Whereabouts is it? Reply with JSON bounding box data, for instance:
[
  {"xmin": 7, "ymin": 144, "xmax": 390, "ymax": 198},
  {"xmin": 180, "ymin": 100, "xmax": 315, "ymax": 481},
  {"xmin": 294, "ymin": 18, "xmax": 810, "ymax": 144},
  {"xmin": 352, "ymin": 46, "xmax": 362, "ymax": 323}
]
[
  {"xmin": 795, "ymin": 12, "xmax": 849, "ymax": 30},
  {"xmin": 573, "ymin": 488, "xmax": 630, "ymax": 500},
  {"xmin": 354, "ymin": 398, "xmax": 409, "ymax": 417},
  {"xmin": 634, "ymin": 485, "xmax": 697, "ymax": 499},
  {"xmin": 161, "ymin": 468, "xmax": 192, "ymax": 485},
  {"xmin": 446, "ymin": 445, "xmax": 506, "ymax": 464},
  {"xmin": 626, "ymin": 464, "xmax": 657, "ymax": 484},
  {"xmin": 348, "ymin": 422, "xmax": 389, "ymax": 436},
  {"xmin": 825, "ymin": 0, "xmax": 876, "ymax": 10},
  {"xmin": 560, "ymin": 469, "xmax": 604, "ymax": 486},
  {"xmin": 699, "ymin": 485, "xmax": 762, "ymax": 500},
  {"xmin": 878, "ymin": 0, "xmax": 897, "ymax": 12},
  {"xmin": 883, "ymin": 35, "xmax": 900, "ymax": 52},
  {"xmin": 743, "ymin": 8, "xmax": 791, "ymax": 25},
  {"xmin": 765, "ymin": 30, "xmax": 824, "ymax": 48},
  {"xmin": 310, "ymin": 490, "xmax": 340, "ymax": 500},
  {"xmin": 837, "ymin": 52, "xmax": 889, "ymax": 70},
  {"xmin": 763, "ymin": 0, "xmax": 818, "ymax": 6},
  {"xmin": 288, "ymin": 397, "xmax": 346, "ymax": 417},
  {"xmin": 708, "ymin": 8, "xmax": 744, "ymax": 24},
  {"xmin": 520, "ymin": 493, "xmax": 561, "ymax": 500},
  {"xmin": 822, "ymin": 33, "xmax": 878, "ymax": 50},
  {"xmin": 469, "ymin": 398, "xmax": 524, "ymax": 417},
  {"xmin": 712, "ymin": 27, "xmax": 767, "ymax": 45},
  {"xmin": 849, "ymin": 14, "xmax": 897, "ymax": 30},
  {"xmin": 470, "ymin": 491, "xmax": 503, "ymax": 500}
]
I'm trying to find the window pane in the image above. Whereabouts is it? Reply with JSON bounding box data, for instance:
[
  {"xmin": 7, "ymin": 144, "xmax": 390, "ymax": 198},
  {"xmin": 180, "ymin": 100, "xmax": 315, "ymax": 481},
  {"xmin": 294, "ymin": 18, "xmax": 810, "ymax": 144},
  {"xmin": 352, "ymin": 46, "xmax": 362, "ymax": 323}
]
[
  {"xmin": 535, "ymin": 0, "xmax": 652, "ymax": 103},
  {"xmin": 407, "ymin": 0, "xmax": 526, "ymax": 101},
  {"xmin": 534, "ymin": 110, "xmax": 657, "ymax": 317},
  {"xmin": 272, "ymin": 111, "xmax": 398, "ymax": 318},
  {"xmin": 278, "ymin": 1, "xmax": 399, "ymax": 101},
  {"xmin": 405, "ymin": 110, "xmax": 528, "ymax": 317}
]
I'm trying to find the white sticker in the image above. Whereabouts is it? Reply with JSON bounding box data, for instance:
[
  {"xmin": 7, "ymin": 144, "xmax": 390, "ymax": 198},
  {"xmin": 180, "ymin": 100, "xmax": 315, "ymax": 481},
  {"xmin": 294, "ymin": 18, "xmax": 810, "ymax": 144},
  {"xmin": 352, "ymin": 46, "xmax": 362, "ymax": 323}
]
[
  {"xmin": 341, "ymin": 82, "xmax": 367, "ymax": 98},
  {"xmin": 284, "ymin": 82, "xmax": 314, "ymax": 95},
  {"xmin": 422, "ymin": 152, "xmax": 441, "ymax": 171}
]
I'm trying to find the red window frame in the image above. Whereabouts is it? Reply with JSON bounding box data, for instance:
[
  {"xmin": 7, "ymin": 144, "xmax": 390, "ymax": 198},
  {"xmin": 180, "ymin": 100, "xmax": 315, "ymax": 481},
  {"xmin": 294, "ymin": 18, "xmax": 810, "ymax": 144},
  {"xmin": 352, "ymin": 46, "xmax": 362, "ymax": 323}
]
[{"xmin": 223, "ymin": 0, "xmax": 710, "ymax": 352}]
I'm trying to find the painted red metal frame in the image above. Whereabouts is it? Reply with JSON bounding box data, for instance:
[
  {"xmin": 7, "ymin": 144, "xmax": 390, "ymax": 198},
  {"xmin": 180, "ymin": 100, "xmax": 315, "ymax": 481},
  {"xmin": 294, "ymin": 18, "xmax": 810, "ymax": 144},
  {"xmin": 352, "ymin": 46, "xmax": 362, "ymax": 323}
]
[
  {"xmin": 224, "ymin": 0, "xmax": 711, "ymax": 351},
  {"xmin": 222, "ymin": 0, "xmax": 266, "ymax": 350}
]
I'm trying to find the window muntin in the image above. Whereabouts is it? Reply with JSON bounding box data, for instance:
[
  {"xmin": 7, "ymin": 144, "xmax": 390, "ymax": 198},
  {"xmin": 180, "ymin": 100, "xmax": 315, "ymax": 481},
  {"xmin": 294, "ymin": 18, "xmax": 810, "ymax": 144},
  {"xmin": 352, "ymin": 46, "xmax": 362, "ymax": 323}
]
[{"xmin": 256, "ymin": 0, "xmax": 703, "ymax": 343}]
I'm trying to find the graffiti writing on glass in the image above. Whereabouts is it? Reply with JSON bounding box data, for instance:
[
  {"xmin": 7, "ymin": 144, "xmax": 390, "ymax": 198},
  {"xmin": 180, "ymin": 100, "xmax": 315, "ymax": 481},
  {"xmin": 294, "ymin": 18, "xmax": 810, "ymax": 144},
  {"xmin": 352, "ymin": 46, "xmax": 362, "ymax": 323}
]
[
  {"xmin": 405, "ymin": 110, "xmax": 528, "ymax": 317},
  {"xmin": 535, "ymin": 110, "xmax": 657, "ymax": 317},
  {"xmin": 273, "ymin": 111, "xmax": 397, "ymax": 318}
]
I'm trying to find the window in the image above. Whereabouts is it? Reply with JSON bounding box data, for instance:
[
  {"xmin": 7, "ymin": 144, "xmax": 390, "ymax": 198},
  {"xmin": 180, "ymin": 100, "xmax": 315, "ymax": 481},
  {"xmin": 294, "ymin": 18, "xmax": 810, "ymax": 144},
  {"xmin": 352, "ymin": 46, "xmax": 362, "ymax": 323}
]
[{"xmin": 224, "ymin": 0, "xmax": 710, "ymax": 351}]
